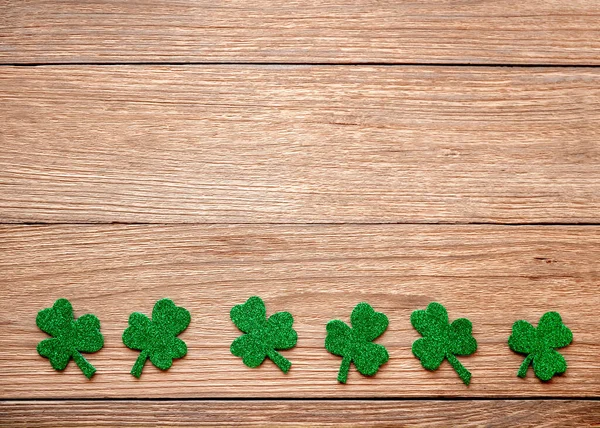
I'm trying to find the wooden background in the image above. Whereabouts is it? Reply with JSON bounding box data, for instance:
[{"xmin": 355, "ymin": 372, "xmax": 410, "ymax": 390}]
[{"xmin": 1, "ymin": 1, "xmax": 599, "ymax": 426}]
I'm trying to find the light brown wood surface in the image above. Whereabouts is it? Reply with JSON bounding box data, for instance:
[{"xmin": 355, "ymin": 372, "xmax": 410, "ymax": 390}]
[
  {"xmin": 1, "ymin": 1, "xmax": 600, "ymax": 65},
  {"xmin": 1, "ymin": 224, "xmax": 598, "ymax": 398},
  {"xmin": 2, "ymin": 66, "xmax": 600, "ymax": 224},
  {"xmin": 2, "ymin": 2, "xmax": 600, "ymax": 424},
  {"xmin": 1, "ymin": 400, "xmax": 599, "ymax": 427}
]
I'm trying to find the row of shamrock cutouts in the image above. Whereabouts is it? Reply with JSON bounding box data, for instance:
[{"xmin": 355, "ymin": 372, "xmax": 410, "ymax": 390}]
[{"xmin": 37, "ymin": 297, "xmax": 572, "ymax": 384}]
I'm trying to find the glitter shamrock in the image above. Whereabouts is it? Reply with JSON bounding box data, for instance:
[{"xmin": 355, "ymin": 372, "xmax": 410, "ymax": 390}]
[
  {"xmin": 508, "ymin": 312, "xmax": 573, "ymax": 381},
  {"xmin": 411, "ymin": 302, "xmax": 477, "ymax": 385},
  {"xmin": 36, "ymin": 298, "xmax": 104, "ymax": 379},
  {"xmin": 325, "ymin": 302, "xmax": 390, "ymax": 384},
  {"xmin": 230, "ymin": 296, "xmax": 298, "ymax": 373},
  {"xmin": 123, "ymin": 298, "xmax": 191, "ymax": 378}
]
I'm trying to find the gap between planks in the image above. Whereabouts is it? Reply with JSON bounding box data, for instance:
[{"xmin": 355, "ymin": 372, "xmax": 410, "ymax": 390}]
[{"xmin": 3, "ymin": 63, "xmax": 600, "ymax": 67}]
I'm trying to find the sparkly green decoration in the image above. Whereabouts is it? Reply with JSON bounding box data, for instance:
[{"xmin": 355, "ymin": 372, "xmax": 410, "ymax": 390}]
[
  {"xmin": 411, "ymin": 302, "xmax": 477, "ymax": 385},
  {"xmin": 230, "ymin": 296, "xmax": 298, "ymax": 373},
  {"xmin": 123, "ymin": 298, "xmax": 191, "ymax": 378},
  {"xmin": 325, "ymin": 302, "xmax": 389, "ymax": 384},
  {"xmin": 36, "ymin": 298, "xmax": 104, "ymax": 379},
  {"xmin": 508, "ymin": 312, "xmax": 573, "ymax": 381}
]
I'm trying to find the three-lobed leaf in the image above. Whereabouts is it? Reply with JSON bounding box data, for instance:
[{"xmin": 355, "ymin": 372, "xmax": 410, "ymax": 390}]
[
  {"xmin": 325, "ymin": 302, "xmax": 389, "ymax": 383},
  {"xmin": 230, "ymin": 296, "xmax": 298, "ymax": 373},
  {"xmin": 122, "ymin": 298, "xmax": 191, "ymax": 378},
  {"xmin": 36, "ymin": 298, "xmax": 104, "ymax": 379},
  {"xmin": 411, "ymin": 302, "xmax": 477, "ymax": 385},
  {"xmin": 508, "ymin": 312, "xmax": 572, "ymax": 381}
]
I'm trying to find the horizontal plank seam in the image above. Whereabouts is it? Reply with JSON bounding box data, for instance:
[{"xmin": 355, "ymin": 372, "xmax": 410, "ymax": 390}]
[
  {"xmin": 1, "ymin": 62, "xmax": 600, "ymax": 68},
  {"xmin": 4, "ymin": 222, "xmax": 600, "ymax": 227},
  {"xmin": 2, "ymin": 397, "xmax": 599, "ymax": 402}
]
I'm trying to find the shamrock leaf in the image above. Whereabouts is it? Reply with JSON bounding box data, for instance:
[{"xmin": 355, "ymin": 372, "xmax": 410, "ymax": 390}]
[
  {"xmin": 325, "ymin": 302, "xmax": 389, "ymax": 383},
  {"xmin": 508, "ymin": 311, "xmax": 573, "ymax": 381},
  {"xmin": 230, "ymin": 296, "xmax": 298, "ymax": 373},
  {"xmin": 36, "ymin": 298, "xmax": 104, "ymax": 379},
  {"xmin": 411, "ymin": 302, "xmax": 477, "ymax": 385},
  {"xmin": 123, "ymin": 298, "xmax": 191, "ymax": 378}
]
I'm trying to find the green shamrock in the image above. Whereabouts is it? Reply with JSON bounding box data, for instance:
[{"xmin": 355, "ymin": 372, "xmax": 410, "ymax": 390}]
[
  {"xmin": 508, "ymin": 312, "xmax": 573, "ymax": 381},
  {"xmin": 411, "ymin": 302, "xmax": 477, "ymax": 385},
  {"xmin": 36, "ymin": 298, "xmax": 104, "ymax": 379},
  {"xmin": 325, "ymin": 302, "xmax": 389, "ymax": 384},
  {"xmin": 230, "ymin": 296, "xmax": 298, "ymax": 373},
  {"xmin": 123, "ymin": 298, "xmax": 191, "ymax": 378}
]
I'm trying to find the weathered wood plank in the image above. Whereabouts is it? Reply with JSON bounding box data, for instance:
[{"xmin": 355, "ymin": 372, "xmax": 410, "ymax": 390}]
[
  {"xmin": 1, "ymin": 66, "xmax": 599, "ymax": 224},
  {"xmin": 1, "ymin": 1, "xmax": 599, "ymax": 64},
  {"xmin": 0, "ymin": 225, "xmax": 598, "ymax": 398},
  {"xmin": 1, "ymin": 400, "xmax": 598, "ymax": 427}
]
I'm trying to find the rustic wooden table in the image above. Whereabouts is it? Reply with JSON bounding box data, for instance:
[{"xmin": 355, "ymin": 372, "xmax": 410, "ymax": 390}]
[{"xmin": 1, "ymin": 1, "xmax": 599, "ymax": 426}]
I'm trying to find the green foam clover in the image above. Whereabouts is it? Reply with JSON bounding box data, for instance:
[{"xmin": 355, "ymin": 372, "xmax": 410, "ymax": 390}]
[
  {"xmin": 123, "ymin": 298, "xmax": 191, "ymax": 378},
  {"xmin": 36, "ymin": 298, "xmax": 104, "ymax": 379},
  {"xmin": 230, "ymin": 296, "xmax": 298, "ymax": 373},
  {"xmin": 411, "ymin": 302, "xmax": 477, "ymax": 385},
  {"xmin": 508, "ymin": 312, "xmax": 573, "ymax": 381},
  {"xmin": 325, "ymin": 302, "xmax": 389, "ymax": 384}
]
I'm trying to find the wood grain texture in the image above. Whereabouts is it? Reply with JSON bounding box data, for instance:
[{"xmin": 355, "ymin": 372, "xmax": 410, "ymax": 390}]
[
  {"xmin": 1, "ymin": 400, "xmax": 599, "ymax": 427},
  {"xmin": 1, "ymin": 224, "xmax": 598, "ymax": 398},
  {"xmin": 2, "ymin": 66, "xmax": 600, "ymax": 224},
  {"xmin": 1, "ymin": 1, "xmax": 600, "ymax": 65}
]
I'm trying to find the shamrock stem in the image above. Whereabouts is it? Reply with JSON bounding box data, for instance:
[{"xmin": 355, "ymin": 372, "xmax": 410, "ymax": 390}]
[
  {"xmin": 518, "ymin": 354, "xmax": 534, "ymax": 378},
  {"xmin": 337, "ymin": 356, "xmax": 351, "ymax": 384},
  {"xmin": 131, "ymin": 350, "xmax": 148, "ymax": 378},
  {"xmin": 267, "ymin": 350, "xmax": 292, "ymax": 373},
  {"xmin": 72, "ymin": 351, "xmax": 96, "ymax": 379},
  {"xmin": 446, "ymin": 353, "xmax": 471, "ymax": 386}
]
